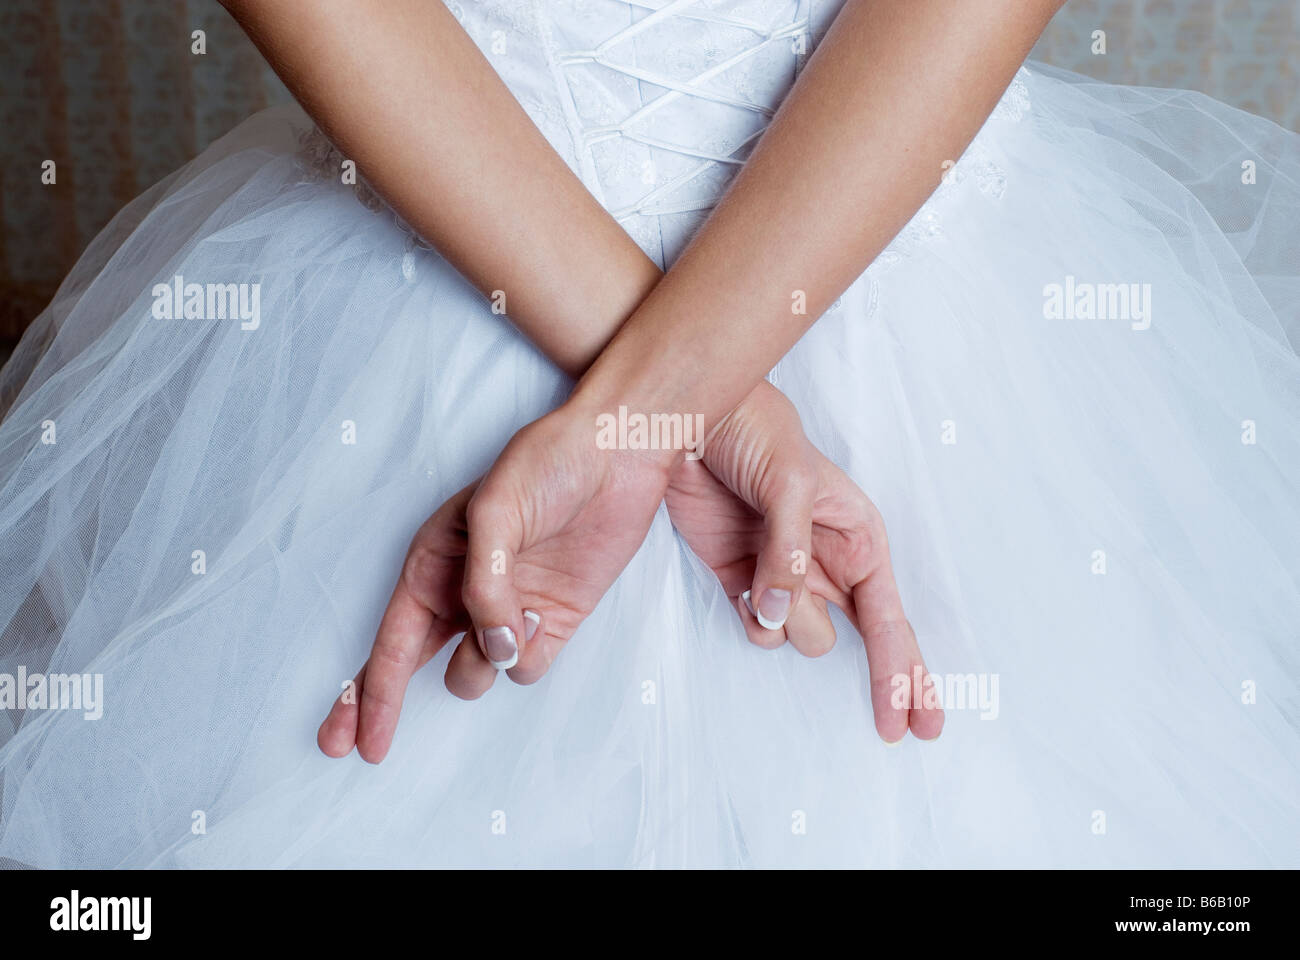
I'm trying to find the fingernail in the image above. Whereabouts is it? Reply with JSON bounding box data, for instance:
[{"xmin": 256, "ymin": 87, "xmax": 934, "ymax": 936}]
[
  {"xmin": 742, "ymin": 588, "xmax": 791, "ymax": 630},
  {"xmin": 483, "ymin": 626, "xmax": 518, "ymax": 670},
  {"xmin": 883, "ymin": 737, "xmax": 903, "ymax": 748},
  {"xmin": 523, "ymin": 609, "xmax": 540, "ymax": 642}
]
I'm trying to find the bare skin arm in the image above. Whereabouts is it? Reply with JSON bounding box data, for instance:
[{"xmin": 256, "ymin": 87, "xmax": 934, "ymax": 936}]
[
  {"xmin": 572, "ymin": 0, "xmax": 1066, "ymax": 434},
  {"xmin": 222, "ymin": 0, "xmax": 1064, "ymax": 756},
  {"xmin": 220, "ymin": 0, "xmax": 940, "ymax": 756},
  {"xmin": 404, "ymin": 0, "xmax": 1065, "ymax": 748},
  {"xmin": 220, "ymin": 0, "xmax": 656, "ymax": 379},
  {"xmin": 224, "ymin": 0, "xmax": 1060, "ymax": 423}
]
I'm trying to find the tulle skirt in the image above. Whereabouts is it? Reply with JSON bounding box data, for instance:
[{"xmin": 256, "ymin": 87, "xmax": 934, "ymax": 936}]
[{"xmin": 1, "ymin": 63, "xmax": 1298, "ymax": 867}]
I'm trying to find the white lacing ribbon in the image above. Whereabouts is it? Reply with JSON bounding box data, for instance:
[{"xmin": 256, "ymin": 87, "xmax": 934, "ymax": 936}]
[{"xmin": 553, "ymin": 0, "xmax": 809, "ymax": 219}]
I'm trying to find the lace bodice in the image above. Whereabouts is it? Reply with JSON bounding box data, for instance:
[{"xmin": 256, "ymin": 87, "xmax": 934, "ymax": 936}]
[{"xmin": 304, "ymin": 0, "xmax": 1030, "ymax": 270}]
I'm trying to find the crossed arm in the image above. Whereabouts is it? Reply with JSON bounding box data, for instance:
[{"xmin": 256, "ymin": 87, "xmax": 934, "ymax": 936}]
[{"xmin": 221, "ymin": 0, "xmax": 1062, "ymax": 759}]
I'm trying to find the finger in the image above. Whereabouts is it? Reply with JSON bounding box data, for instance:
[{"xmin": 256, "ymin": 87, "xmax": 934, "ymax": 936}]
[
  {"xmin": 907, "ymin": 655, "xmax": 946, "ymax": 742},
  {"xmin": 318, "ymin": 663, "xmax": 367, "ymax": 758},
  {"xmin": 355, "ymin": 565, "xmax": 443, "ymax": 763},
  {"xmin": 738, "ymin": 592, "xmax": 787, "ymax": 649},
  {"xmin": 748, "ymin": 468, "xmax": 815, "ymax": 633},
  {"xmin": 327, "ymin": 483, "xmax": 475, "ymax": 761},
  {"xmin": 504, "ymin": 609, "xmax": 554, "ymax": 684},
  {"xmin": 783, "ymin": 590, "xmax": 836, "ymax": 658},
  {"xmin": 445, "ymin": 631, "xmax": 499, "ymax": 700},
  {"xmin": 447, "ymin": 608, "xmax": 545, "ymax": 694},
  {"xmin": 851, "ymin": 527, "xmax": 943, "ymax": 744},
  {"xmin": 859, "ymin": 613, "xmax": 921, "ymax": 745},
  {"xmin": 462, "ymin": 484, "xmax": 527, "ymax": 671},
  {"xmin": 320, "ymin": 624, "xmax": 452, "ymax": 758}
]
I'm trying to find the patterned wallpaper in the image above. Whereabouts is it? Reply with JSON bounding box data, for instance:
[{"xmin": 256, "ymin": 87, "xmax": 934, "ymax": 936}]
[
  {"xmin": 1, "ymin": 0, "xmax": 1297, "ymax": 343},
  {"xmin": 1033, "ymin": 0, "xmax": 1299, "ymax": 130},
  {"xmin": 0, "ymin": 0, "xmax": 287, "ymax": 341}
]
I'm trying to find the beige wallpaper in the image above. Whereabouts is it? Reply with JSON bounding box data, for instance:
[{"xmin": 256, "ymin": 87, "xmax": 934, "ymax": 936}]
[{"xmin": 1034, "ymin": 0, "xmax": 1299, "ymax": 130}]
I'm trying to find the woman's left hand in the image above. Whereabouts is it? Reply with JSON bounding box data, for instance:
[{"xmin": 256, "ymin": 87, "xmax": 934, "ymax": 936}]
[{"xmin": 665, "ymin": 380, "xmax": 943, "ymax": 744}]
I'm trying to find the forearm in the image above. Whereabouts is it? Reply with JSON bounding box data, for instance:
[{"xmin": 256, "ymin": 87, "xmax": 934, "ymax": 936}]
[
  {"xmin": 221, "ymin": 0, "xmax": 657, "ymax": 379},
  {"xmin": 572, "ymin": 0, "xmax": 1062, "ymax": 438}
]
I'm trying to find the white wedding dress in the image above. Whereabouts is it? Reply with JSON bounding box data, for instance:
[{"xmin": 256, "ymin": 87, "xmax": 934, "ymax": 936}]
[{"xmin": 2, "ymin": 0, "xmax": 1298, "ymax": 868}]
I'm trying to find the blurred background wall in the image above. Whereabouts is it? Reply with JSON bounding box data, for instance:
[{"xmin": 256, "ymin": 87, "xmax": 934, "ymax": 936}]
[
  {"xmin": 1038, "ymin": 0, "xmax": 1297, "ymax": 116},
  {"xmin": 1, "ymin": 0, "xmax": 1297, "ymax": 353}
]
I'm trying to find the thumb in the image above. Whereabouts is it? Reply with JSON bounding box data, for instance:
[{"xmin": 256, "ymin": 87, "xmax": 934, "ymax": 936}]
[
  {"xmin": 744, "ymin": 471, "xmax": 814, "ymax": 632},
  {"xmin": 462, "ymin": 485, "xmax": 528, "ymax": 670}
]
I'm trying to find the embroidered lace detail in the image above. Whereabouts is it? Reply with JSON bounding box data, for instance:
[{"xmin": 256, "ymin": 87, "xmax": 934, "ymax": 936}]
[
  {"xmin": 535, "ymin": 1, "xmax": 1031, "ymax": 265},
  {"xmin": 296, "ymin": 3, "xmax": 1034, "ymax": 276},
  {"xmin": 543, "ymin": 0, "xmax": 811, "ymax": 233},
  {"xmin": 295, "ymin": 125, "xmax": 434, "ymax": 281},
  {"xmin": 871, "ymin": 67, "xmax": 1032, "ymax": 271},
  {"xmin": 991, "ymin": 68, "xmax": 1031, "ymax": 122}
]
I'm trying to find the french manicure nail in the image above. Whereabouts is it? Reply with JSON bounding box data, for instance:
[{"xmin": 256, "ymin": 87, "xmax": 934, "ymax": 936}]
[
  {"xmin": 883, "ymin": 737, "xmax": 903, "ymax": 748},
  {"xmin": 758, "ymin": 588, "xmax": 792, "ymax": 629},
  {"xmin": 742, "ymin": 588, "xmax": 791, "ymax": 630},
  {"xmin": 523, "ymin": 609, "xmax": 540, "ymax": 642},
  {"xmin": 483, "ymin": 626, "xmax": 518, "ymax": 670}
]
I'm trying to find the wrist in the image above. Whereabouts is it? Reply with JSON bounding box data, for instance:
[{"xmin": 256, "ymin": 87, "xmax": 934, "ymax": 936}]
[{"xmin": 563, "ymin": 365, "xmax": 709, "ymax": 480}]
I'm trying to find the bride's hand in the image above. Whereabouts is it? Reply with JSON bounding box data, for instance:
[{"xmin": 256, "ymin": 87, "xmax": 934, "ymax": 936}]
[
  {"xmin": 319, "ymin": 383, "xmax": 940, "ymax": 762},
  {"xmin": 318, "ymin": 406, "xmax": 671, "ymax": 763},
  {"xmin": 666, "ymin": 381, "xmax": 943, "ymax": 744}
]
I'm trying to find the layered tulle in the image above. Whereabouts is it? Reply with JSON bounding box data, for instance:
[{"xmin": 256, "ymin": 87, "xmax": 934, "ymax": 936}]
[{"xmin": 1, "ymin": 45, "xmax": 1298, "ymax": 865}]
